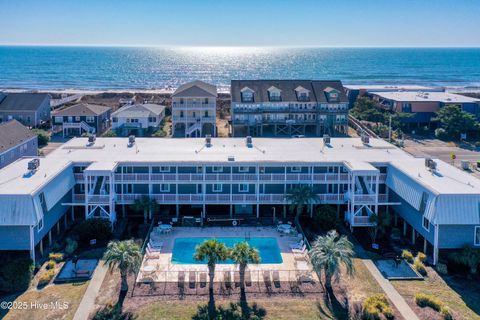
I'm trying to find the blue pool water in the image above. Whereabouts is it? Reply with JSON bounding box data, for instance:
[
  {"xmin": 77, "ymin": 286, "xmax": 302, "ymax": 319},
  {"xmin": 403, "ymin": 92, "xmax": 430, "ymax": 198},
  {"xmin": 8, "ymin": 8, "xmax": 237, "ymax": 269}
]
[{"xmin": 171, "ymin": 237, "xmax": 283, "ymax": 264}]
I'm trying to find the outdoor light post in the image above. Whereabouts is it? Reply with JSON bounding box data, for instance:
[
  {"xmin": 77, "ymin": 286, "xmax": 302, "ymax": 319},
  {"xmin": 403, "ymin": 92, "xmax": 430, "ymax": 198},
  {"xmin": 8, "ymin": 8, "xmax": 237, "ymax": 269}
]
[{"xmin": 272, "ymin": 206, "xmax": 276, "ymax": 224}]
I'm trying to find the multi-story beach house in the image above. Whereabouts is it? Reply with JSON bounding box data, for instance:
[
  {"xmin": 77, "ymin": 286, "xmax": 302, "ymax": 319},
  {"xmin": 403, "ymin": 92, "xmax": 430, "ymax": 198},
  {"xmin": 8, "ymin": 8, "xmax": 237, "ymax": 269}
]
[
  {"xmin": 0, "ymin": 93, "xmax": 51, "ymax": 127},
  {"xmin": 111, "ymin": 103, "xmax": 166, "ymax": 136},
  {"xmin": 368, "ymin": 91, "xmax": 480, "ymax": 126},
  {"xmin": 52, "ymin": 103, "xmax": 111, "ymax": 137},
  {"xmin": 230, "ymin": 80, "xmax": 349, "ymax": 137},
  {"xmin": 0, "ymin": 136, "xmax": 479, "ymax": 264},
  {"xmin": 171, "ymin": 81, "xmax": 217, "ymax": 137},
  {"xmin": 0, "ymin": 120, "xmax": 37, "ymax": 169}
]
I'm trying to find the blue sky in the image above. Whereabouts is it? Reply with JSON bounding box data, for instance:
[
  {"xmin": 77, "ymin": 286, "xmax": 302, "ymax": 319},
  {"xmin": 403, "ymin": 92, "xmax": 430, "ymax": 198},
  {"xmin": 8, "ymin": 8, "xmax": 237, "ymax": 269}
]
[{"xmin": 1, "ymin": 0, "xmax": 479, "ymax": 47}]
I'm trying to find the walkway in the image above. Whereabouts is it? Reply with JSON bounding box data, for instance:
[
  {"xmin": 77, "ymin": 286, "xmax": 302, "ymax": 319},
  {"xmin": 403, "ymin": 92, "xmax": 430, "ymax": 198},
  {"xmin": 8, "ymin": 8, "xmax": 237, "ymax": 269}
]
[
  {"xmin": 73, "ymin": 261, "xmax": 108, "ymax": 320},
  {"xmin": 361, "ymin": 259, "xmax": 419, "ymax": 320}
]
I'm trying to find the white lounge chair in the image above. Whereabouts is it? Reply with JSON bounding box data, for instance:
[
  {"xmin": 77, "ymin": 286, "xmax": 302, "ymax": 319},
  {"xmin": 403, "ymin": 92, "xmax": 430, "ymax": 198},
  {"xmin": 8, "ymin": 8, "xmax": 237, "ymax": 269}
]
[
  {"xmin": 149, "ymin": 239, "xmax": 163, "ymax": 249},
  {"xmin": 291, "ymin": 244, "xmax": 306, "ymax": 254},
  {"xmin": 289, "ymin": 240, "xmax": 304, "ymax": 250}
]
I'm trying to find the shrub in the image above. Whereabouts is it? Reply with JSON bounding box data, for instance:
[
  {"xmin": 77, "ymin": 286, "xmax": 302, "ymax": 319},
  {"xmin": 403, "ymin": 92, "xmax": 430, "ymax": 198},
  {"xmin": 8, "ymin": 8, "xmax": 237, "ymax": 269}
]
[
  {"xmin": 65, "ymin": 237, "xmax": 78, "ymax": 255},
  {"xmin": 48, "ymin": 252, "xmax": 64, "ymax": 263},
  {"xmin": 362, "ymin": 294, "xmax": 393, "ymax": 320},
  {"xmin": 73, "ymin": 218, "xmax": 112, "ymax": 245},
  {"xmin": 436, "ymin": 262, "xmax": 448, "ymax": 275},
  {"xmin": 37, "ymin": 269, "xmax": 55, "ymax": 287},
  {"xmin": 102, "ymin": 130, "xmax": 117, "ymax": 137},
  {"xmin": 415, "ymin": 293, "xmax": 443, "ymax": 311},
  {"xmin": 416, "ymin": 252, "xmax": 427, "ymax": 263},
  {"xmin": 0, "ymin": 257, "xmax": 34, "ymax": 293},
  {"xmin": 152, "ymin": 129, "xmax": 167, "ymax": 137},
  {"xmin": 313, "ymin": 205, "xmax": 339, "ymax": 231},
  {"xmin": 440, "ymin": 306, "xmax": 453, "ymax": 320},
  {"xmin": 390, "ymin": 228, "xmax": 401, "ymax": 239},
  {"xmin": 401, "ymin": 249, "xmax": 414, "ymax": 263},
  {"xmin": 45, "ymin": 260, "xmax": 55, "ymax": 270},
  {"xmin": 32, "ymin": 129, "xmax": 51, "ymax": 146},
  {"xmin": 435, "ymin": 128, "xmax": 449, "ymax": 140},
  {"xmin": 414, "ymin": 259, "xmax": 427, "ymax": 276}
]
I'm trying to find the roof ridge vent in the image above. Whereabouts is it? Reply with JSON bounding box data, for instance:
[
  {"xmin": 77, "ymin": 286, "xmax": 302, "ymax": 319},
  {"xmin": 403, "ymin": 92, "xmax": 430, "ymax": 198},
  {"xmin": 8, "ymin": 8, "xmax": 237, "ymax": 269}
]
[
  {"xmin": 246, "ymin": 136, "xmax": 253, "ymax": 148},
  {"xmin": 205, "ymin": 135, "xmax": 212, "ymax": 147}
]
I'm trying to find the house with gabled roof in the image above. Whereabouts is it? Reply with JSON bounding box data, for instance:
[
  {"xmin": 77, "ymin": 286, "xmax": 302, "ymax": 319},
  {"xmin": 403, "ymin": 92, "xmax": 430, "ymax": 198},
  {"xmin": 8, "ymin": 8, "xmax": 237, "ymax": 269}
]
[
  {"xmin": 0, "ymin": 93, "xmax": 51, "ymax": 127},
  {"xmin": 52, "ymin": 103, "xmax": 111, "ymax": 137}
]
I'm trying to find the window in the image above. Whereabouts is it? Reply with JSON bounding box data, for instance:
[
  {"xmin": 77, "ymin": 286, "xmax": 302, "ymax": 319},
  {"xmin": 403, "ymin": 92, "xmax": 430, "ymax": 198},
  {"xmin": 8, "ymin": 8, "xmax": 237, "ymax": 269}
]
[
  {"xmin": 212, "ymin": 166, "xmax": 223, "ymax": 173},
  {"xmin": 269, "ymin": 91, "xmax": 281, "ymax": 102},
  {"xmin": 204, "ymin": 98, "xmax": 209, "ymax": 105},
  {"xmin": 180, "ymin": 98, "xmax": 184, "ymax": 104},
  {"xmin": 37, "ymin": 218, "xmax": 44, "ymax": 231},
  {"xmin": 204, "ymin": 111, "xmax": 209, "ymax": 118},
  {"xmin": 39, "ymin": 192, "xmax": 47, "ymax": 214},
  {"xmin": 239, "ymin": 184, "xmax": 249, "ymax": 192},
  {"xmin": 212, "ymin": 184, "xmax": 223, "ymax": 192},
  {"xmin": 75, "ymin": 116, "xmax": 81, "ymax": 121},
  {"xmin": 125, "ymin": 184, "xmax": 133, "ymax": 194},
  {"xmin": 160, "ymin": 184, "xmax": 170, "ymax": 192},
  {"xmin": 419, "ymin": 192, "xmax": 429, "ymax": 214},
  {"xmin": 148, "ymin": 117, "xmax": 156, "ymax": 122},
  {"xmin": 112, "ymin": 117, "xmax": 118, "ymax": 123},
  {"xmin": 402, "ymin": 103, "xmax": 412, "ymax": 113},
  {"xmin": 291, "ymin": 166, "xmax": 301, "ymax": 173},
  {"xmin": 160, "ymin": 166, "xmax": 170, "ymax": 172},
  {"xmin": 423, "ymin": 216, "xmax": 430, "ymax": 231},
  {"xmin": 86, "ymin": 116, "xmax": 95, "ymax": 123},
  {"xmin": 238, "ymin": 166, "xmax": 249, "ymax": 173},
  {"xmin": 55, "ymin": 116, "xmax": 63, "ymax": 124},
  {"xmin": 180, "ymin": 111, "xmax": 184, "ymax": 118},
  {"xmin": 241, "ymin": 91, "xmax": 254, "ymax": 102},
  {"xmin": 475, "ymin": 226, "xmax": 480, "ymax": 246}
]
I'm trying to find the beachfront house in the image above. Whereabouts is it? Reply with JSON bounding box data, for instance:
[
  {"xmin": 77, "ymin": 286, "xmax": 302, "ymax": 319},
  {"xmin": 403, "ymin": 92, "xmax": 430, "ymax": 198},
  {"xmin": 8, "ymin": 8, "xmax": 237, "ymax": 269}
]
[
  {"xmin": 230, "ymin": 80, "xmax": 349, "ymax": 137},
  {"xmin": 368, "ymin": 91, "xmax": 480, "ymax": 127},
  {"xmin": 0, "ymin": 136, "xmax": 479, "ymax": 264},
  {"xmin": 111, "ymin": 103, "xmax": 166, "ymax": 136},
  {"xmin": 0, "ymin": 120, "xmax": 37, "ymax": 169},
  {"xmin": 0, "ymin": 93, "xmax": 51, "ymax": 127},
  {"xmin": 52, "ymin": 103, "xmax": 111, "ymax": 137},
  {"xmin": 172, "ymin": 80, "xmax": 217, "ymax": 137}
]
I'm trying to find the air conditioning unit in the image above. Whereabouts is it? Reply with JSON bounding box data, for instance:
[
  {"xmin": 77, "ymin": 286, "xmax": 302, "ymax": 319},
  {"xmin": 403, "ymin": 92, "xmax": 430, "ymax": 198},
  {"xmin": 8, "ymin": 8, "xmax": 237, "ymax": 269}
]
[
  {"xmin": 27, "ymin": 158, "xmax": 40, "ymax": 171},
  {"xmin": 128, "ymin": 135, "xmax": 136, "ymax": 145},
  {"xmin": 205, "ymin": 135, "xmax": 212, "ymax": 147},
  {"xmin": 361, "ymin": 135, "xmax": 370, "ymax": 145},
  {"xmin": 228, "ymin": 156, "xmax": 235, "ymax": 162},
  {"xmin": 323, "ymin": 134, "xmax": 330, "ymax": 145},
  {"xmin": 88, "ymin": 134, "xmax": 96, "ymax": 144},
  {"xmin": 246, "ymin": 136, "xmax": 253, "ymax": 147},
  {"xmin": 425, "ymin": 158, "xmax": 437, "ymax": 171}
]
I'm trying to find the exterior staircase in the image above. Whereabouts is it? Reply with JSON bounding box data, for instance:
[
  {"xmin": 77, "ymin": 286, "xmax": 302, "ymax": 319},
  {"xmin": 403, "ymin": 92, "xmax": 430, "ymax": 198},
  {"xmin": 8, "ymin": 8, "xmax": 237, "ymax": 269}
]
[
  {"xmin": 63, "ymin": 121, "xmax": 96, "ymax": 135},
  {"xmin": 186, "ymin": 121, "xmax": 202, "ymax": 137}
]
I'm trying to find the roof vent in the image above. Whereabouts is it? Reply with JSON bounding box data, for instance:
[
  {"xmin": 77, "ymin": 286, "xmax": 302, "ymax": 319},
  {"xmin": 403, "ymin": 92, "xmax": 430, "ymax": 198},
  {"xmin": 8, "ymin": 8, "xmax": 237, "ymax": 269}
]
[
  {"xmin": 361, "ymin": 135, "xmax": 370, "ymax": 145},
  {"xmin": 205, "ymin": 135, "xmax": 212, "ymax": 147},
  {"xmin": 228, "ymin": 156, "xmax": 235, "ymax": 162},
  {"xmin": 88, "ymin": 134, "xmax": 96, "ymax": 145},
  {"xmin": 323, "ymin": 134, "xmax": 331, "ymax": 145},
  {"xmin": 246, "ymin": 136, "xmax": 253, "ymax": 148},
  {"xmin": 425, "ymin": 158, "xmax": 437, "ymax": 171},
  {"xmin": 128, "ymin": 135, "xmax": 136, "ymax": 146},
  {"xmin": 27, "ymin": 158, "xmax": 40, "ymax": 172}
]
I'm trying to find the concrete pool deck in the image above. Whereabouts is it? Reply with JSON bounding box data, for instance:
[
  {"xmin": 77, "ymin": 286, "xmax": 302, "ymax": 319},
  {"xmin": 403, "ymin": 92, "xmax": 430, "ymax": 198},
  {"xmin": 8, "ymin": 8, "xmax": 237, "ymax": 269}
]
[{"xmin": 136, "ymin": 226, "xmax": 317, "ymax": 284}]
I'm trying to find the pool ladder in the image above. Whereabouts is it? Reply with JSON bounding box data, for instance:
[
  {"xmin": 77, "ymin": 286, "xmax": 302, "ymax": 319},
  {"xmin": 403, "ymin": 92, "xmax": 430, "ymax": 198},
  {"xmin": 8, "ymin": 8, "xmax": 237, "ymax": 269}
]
[{"xmin": 245, "ymin": 232, "xmax": 251, "ymax": 240}]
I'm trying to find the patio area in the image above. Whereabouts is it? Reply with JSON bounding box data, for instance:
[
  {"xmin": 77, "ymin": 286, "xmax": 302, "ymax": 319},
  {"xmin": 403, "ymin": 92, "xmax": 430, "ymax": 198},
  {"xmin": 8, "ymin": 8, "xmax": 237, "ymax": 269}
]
[{"xmin": 133, "ymin": 226, "xmax": 321, "ymax": 296}]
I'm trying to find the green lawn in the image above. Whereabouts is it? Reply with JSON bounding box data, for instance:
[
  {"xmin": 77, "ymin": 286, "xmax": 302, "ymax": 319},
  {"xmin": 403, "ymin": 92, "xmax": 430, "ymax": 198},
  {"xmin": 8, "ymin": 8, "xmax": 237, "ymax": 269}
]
[
  {"xmin": 392, "ymin": 267, "xmax": 480, "ymax": 320},
  {"xmin": 3, "ymin": 282, "xmax": 89, "ymax": 320},
  {"xmin": 133, "ymin": 298, "xmax": 323, "ymax": 320}
]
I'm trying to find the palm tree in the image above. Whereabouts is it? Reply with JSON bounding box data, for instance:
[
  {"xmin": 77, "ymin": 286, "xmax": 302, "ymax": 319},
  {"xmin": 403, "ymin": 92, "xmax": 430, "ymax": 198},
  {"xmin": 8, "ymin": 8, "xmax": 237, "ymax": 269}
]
[
  {"xmin": 367, "ymin": 211, "xmax": 391, "ymax": 245},
  {"xmin": 309, "ymin": 230, "xmax": 355, "ymax": 290},
  {"xmin": 103, "ymin": 240, "xmax": 142, "ymax": 292},
  {"xmin": 230, "ymin": 242, "xmax": 261, "ymax": 302},
  {"xmin": 194, "ymin": 239, "xmax": 230, "ymax": 315},
  {"xmin": 285, "ymin": 185, "xmax": 318, "ymax": 225},
  {"xmin": 132, "ymin": 195, "xmax": 158, "ymax": 223}
]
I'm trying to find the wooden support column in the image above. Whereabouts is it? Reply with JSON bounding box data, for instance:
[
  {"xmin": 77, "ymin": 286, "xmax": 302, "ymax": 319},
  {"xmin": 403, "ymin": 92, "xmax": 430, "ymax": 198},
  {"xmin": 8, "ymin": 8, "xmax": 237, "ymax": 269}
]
[
  {"xmin": 423, "ymin": 238, "xmax": 427, "ymax": 254},
  {"xmin": 230, "ymin": 205, "xmax": 233, "ymax": 218},
  {"xmin": 48, "ymin": 230, "xmax": 52, "ymax": 245},
  {"xmin": 176, "ymin": 204, "xmax": 180, "ymax": 217},
  {"xmin": 64, "ymin": 213, "xmax": 68, "ymax": 229},
  {"xmin": 57, "ymin": 221, "xmax": 60, "ymax": 235},
  {"xmin": 283, "ymin": 205, "xmax": 287, "ymax": 219},
  {"xmin": 411, "ymin": 228, "xmax": 415, "ymax": 244},
  {"xmin": 39, "ymin": 239, "xmax": 44, "ymax": 257},
  {"xmin": 256, "ymin": 204, "xmax": 259, "ymax": 219},
  {"xmin": 403, "ymin": 220, "xmax": 407, "ymax": 236}
]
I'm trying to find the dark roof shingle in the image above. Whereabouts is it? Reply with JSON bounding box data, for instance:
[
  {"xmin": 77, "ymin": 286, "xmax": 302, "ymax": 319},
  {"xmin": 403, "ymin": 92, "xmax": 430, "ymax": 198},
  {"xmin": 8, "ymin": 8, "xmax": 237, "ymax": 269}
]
[
  {"xmin": 53, "ymin": 103, "xmax": 111, "ymax": 117},
  {"xmin": 0, "ymin": 120, "xmax": 36, "ymax": 153},
  {"xmin": 0, "ymin": 93, "xmax": 50, "ymax": 111},
  {"xmin": 172, "ymin": 81, "xmax": 217, "ymax": 98}
]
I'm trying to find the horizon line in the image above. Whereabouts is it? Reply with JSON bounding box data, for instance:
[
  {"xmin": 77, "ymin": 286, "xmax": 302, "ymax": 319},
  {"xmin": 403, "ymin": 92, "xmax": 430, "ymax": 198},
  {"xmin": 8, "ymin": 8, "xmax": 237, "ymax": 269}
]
[{"xmin": 1, "ymin": 43, "xmax": 480, "ymax": 49}]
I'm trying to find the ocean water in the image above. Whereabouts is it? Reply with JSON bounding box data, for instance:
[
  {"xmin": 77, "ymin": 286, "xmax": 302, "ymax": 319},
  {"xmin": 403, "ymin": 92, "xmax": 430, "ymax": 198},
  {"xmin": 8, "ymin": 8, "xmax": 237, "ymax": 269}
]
[{"xmin": 0, "ymin": 46, "xmax": 479, "ymax": 90}]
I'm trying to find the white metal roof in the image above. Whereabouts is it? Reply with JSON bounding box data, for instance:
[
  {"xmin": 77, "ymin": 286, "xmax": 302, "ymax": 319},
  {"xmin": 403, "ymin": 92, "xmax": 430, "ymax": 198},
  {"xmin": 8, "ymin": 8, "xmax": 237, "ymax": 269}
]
[{"xmin": 369, "ymin": 91, "xmax": 479, "ymax": 103}]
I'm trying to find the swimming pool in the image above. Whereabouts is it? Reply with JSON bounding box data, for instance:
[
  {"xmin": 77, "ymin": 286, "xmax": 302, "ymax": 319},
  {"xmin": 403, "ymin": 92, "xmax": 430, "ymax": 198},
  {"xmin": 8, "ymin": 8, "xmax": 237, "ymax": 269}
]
[{"xmin": 171, "ymin": 237, "xmax": 283, "ymax": 264}]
